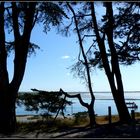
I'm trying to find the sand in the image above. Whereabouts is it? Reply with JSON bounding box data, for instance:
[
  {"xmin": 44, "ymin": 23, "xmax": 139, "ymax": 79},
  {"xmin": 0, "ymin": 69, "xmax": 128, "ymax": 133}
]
[{"xmin": 16, "ymin": 115, "xmax": 39, "ymax": 122}]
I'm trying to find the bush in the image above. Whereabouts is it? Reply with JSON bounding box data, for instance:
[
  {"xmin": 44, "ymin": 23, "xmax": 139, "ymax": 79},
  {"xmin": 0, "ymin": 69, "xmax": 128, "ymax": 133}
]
[{"xmin": 73, "ymin": 111, "xmax": 89, "ymax": 125}]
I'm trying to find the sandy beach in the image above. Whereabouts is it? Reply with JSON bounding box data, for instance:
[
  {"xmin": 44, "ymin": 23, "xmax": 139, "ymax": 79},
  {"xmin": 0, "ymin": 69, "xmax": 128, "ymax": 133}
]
[
  {"xmin": 16, "ymin": 115, "xmax": 39, "ymax": 122},
  {"xmin": 16, "ymin": 115, "xmax": 69, "ymax": 123}
]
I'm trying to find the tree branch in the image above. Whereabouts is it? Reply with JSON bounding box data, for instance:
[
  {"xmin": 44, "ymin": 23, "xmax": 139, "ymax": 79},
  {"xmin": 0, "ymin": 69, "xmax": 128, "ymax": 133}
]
[
  {"xmin": 81, "ymin": 34, "xmax": 96, "ymax": 42},
  {"xmin": 59, "ymin": 88, "xmax": 89, "ymax": 108},
  {"xmin": 12, "ymin": 3, "xmax": 20, "ymax": 39},
  {"xmin": 76, "ymin": 13, "xmax": 91, "ymax": 18}
]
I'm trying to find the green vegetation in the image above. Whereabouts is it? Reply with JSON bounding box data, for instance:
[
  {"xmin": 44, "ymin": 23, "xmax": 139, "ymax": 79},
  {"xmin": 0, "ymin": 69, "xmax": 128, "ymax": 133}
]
[
  {"xmin": 16, "ymin": 118, "xmax": 74, "ymax": 133},
  {"xmin": 16, "ymin": 112, "xmax": 89, "ymax": 133},
  {"xmin": 17, "ymin": 89, "xmax": 72, "ymax": 119},
  {"xmin": 73, "ymin": 111, "xmax": 89, "ymax": 125}
]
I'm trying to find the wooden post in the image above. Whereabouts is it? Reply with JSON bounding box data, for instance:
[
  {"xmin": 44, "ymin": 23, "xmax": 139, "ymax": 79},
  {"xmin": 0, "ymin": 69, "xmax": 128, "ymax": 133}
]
[
  {"xmin": 131, "ymin": 109, "xmax": 136, "ymax": 134},
  {"xmin": 71, "ymin": 101, "xmax": 73, "ymax": 115},
  {"xmin": 131, "ymin": 109, "xmax": 135, "ymax": 122},
  {"xmin": 108, "ymin": 106, "xmax": 111, "ymax": 125}
]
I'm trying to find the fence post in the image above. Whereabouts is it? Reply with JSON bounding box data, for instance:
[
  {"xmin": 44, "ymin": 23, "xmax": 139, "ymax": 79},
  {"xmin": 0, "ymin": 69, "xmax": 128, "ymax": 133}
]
[
  {"xmin": 131, "ymin": 109, "xmax": 136, "ymax": 134},
  {"xmin": 108, "ymin": 106, "xmax": 112, "ymax": 125},
  {"xmin": 131, "ymin": 109, "xmax": 135, "ymax": 122},
  {"xmin": 71, "ymin": 100, "xmax": 73, "ymax": 115}
]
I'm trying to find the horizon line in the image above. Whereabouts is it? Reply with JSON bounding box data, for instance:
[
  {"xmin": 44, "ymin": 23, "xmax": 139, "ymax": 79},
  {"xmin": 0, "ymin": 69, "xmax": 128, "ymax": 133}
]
[{"xmin": 18, "ymin": 90, "xmax": 140, "ymax": 93}]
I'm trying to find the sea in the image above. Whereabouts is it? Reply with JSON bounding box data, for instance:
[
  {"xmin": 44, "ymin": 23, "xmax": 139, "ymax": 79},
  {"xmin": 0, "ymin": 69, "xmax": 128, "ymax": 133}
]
[{"xmin": 16, "ymin": 91, "xmax": 140, "ymax": 116}]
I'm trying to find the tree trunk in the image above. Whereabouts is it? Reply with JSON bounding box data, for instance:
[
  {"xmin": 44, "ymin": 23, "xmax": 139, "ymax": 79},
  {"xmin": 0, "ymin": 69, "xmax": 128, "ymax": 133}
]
[
  {"xmin": 0, "ymin": 87, "xmax": 17, "ymax": 134},
  {"xmin": 0, "ymin": 2, "xmax": 36, "ymax": 133},
  {"xmin": 106, "ymin": 73, "xmax": 132, "ymax": 123},
  {"xmin": 104, "ymin": 2, "xmax": 132, "ymax": 123},
  {"xmin": 90, "ymin": 2, "xmax": 132, "ymax": 124},
  {"xmin": 88, "ymin": 103, "xmax": 96, "ymax": 128},
  {"xmin": 67, "ymin": 3, "xmax": 97, "ymax": 127},
  {"xmin": 0, "ymin": 2, "xmax": 16, "ymax": 133},
  {"xmin": 112, "ymin": 88, "xmax": 132, "ymax": 123},
  {"xmin": 60, "ymin": 89, "xmax": 97, "ymax": 127}
]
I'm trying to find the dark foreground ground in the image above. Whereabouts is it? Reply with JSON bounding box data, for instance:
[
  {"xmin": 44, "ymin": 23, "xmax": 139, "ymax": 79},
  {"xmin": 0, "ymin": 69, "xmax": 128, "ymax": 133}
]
[{"xmin": 0, "ymin": 122, "xmax": 140, "ymax": 138}]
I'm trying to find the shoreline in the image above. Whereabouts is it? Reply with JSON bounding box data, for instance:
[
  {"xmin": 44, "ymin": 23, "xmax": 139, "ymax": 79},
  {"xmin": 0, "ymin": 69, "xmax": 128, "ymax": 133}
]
[
  {"xmin": 16, "ymin": 114, "xmax": 71, "ymax": 122},
  {"xmin": 6, "ymin": 114, "xmax": 140, "ymax": 138},
  {"xmin": 16, "ymin": 114, "xmax": 117, "ymax": 123},
  {"xmin": 16, "ymin": 112, "xmax": 140, "ymax": 124}
]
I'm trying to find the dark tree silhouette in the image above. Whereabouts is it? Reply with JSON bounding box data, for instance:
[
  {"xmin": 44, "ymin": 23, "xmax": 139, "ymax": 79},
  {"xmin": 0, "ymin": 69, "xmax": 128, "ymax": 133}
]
[
  {"xmin": 0, "ymin": 2, "xmax": 67, "ymax": 133},
  {"xmin": 59, "ymin": 2, "xmax": 134, "ymax": 124},
  {"xmin": 66, "ymin": 2, "xmax": 96, "ymax": 127},
  {"xmin": 56, "ymin": 2, "xmax": 98, "ymax": 127},
  {"xmin": 17, "ymin": 89, "xmax": 72, "ymax": 122},
  {"xmin": 90, "ymin": 2, "xmax": 132, "ymax": 123},
  {"xmin": 114, "ymin": 2, "xmax": 140, "ymax": 65},
  {"xmin": 89, "ymin": 2, "xmax": 140, "ymax": 123}
]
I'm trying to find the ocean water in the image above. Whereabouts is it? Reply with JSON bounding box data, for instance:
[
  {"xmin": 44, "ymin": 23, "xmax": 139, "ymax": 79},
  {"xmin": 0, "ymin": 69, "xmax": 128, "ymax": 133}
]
[{"xmin": 16, "ymin": 92, "xmax": 140, "ymax": 116}]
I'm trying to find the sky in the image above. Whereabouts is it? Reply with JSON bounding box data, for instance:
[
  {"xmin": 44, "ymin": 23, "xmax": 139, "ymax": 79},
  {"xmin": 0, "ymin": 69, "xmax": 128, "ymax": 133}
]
[
  {"xmin": 6, "ymin": 23, "xmax": 140, "ymax": 93},
  {"xmin": 6, "ymin": 2, "xmax": 140, "ymax": 93}
]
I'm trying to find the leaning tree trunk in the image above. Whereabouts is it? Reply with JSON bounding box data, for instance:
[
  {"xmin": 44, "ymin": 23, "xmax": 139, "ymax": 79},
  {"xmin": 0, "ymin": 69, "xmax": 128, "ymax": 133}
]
[
  {"xmin": 90, "ymin": 2, "xmax": 132, "ymax": 124},
  {"xmin": 67, "ymin": 2, "xmax": 97, "ymax": 127},
  {"xmin": 115, "ymin": 91, "xmax": 132, "ymax": 123},
  {"xmin": 105, "ymin": 2, "xmax": 132, "ymax": 123},
  {"xmin": 107, "ymin": 74, "xmax": 132, "ymax": 123}
]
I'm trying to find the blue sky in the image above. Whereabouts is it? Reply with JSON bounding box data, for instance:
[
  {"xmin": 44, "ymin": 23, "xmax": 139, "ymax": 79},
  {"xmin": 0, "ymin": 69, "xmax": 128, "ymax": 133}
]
[
  {"xmin": 6, "ymin": 23, "xmax": 140, "ymax": 92},
  {"xmin": 6, "ymin": 3, "xmax": 140, "ymax": 92}
]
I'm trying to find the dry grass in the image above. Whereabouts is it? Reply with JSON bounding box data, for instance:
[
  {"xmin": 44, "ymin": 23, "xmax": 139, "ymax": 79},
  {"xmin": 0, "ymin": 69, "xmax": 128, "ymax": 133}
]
[
  {"xmin": 16, "ymin": 112, "xmax": 140, "ymax": 133},
  {"xmin": 96, "ymin": 115, "xmax": 120, "ymax": 124},
  {"xmin": 96, "ymin": 112, "xmax": 140, "ymax": 124}
]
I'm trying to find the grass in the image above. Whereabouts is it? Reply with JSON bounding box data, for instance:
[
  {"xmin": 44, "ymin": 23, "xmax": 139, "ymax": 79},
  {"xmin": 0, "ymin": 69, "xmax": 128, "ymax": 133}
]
[
  {"xmin": 16, "ymin": 112, "xmax": 140, "ymax": 133},
  {"xmin": 96, "ymin": 115, "xmax": 120, "ymax": 124},
  {"xmin": 16, "ymin": 118, "xmax": 75, "ymax": 133}
]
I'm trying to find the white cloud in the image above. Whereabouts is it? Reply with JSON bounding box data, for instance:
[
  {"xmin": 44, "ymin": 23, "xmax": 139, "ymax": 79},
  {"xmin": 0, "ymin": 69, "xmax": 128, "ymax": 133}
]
[
  {"xmin": 61, "ymin": 55, "xmax": 70, "ymax": 59},
  {"xmin": 66, "ymin": 72, "xmax": 70, "ymax": 76}
]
